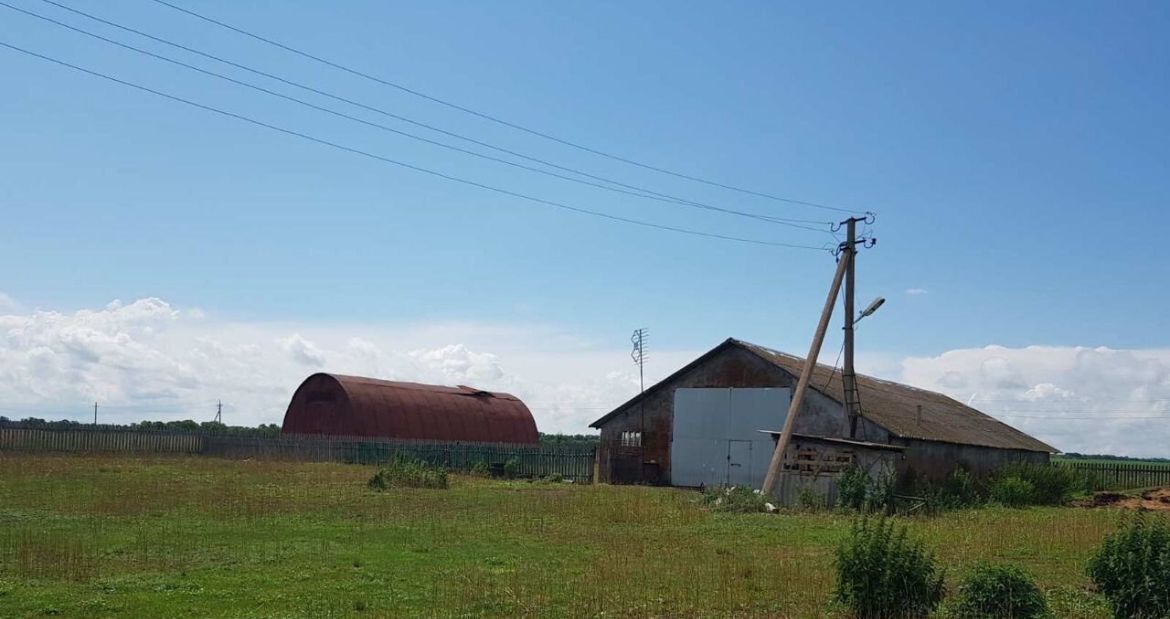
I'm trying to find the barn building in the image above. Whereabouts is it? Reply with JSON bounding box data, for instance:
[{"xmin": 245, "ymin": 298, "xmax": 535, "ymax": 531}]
[
  {"xmin": 590, "ymin": 338, "xmax": 1055, "ymax": 498},
  {"xmin": 282, "ymin": 373, "xmax": 539, "ymax": 445}
]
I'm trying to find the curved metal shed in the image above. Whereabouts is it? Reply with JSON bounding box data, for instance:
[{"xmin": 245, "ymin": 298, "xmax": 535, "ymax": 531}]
[{"xmin": 282, "ymin": 373, "xmax": 539, "ymax": 444}]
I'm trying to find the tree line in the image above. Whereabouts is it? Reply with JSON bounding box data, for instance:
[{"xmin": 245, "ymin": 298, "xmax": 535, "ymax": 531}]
[{"xmin": 0, "ymin": 417, "xmax": 599, "ymax": 444}]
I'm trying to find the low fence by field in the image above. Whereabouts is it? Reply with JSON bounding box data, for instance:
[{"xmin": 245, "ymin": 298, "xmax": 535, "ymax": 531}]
[
  {"xmin": 0, "ymin": 426, "xmax": 596, "ymax": 482},
  {"xmin": 1059, "ymin": 460, "xmax": 1170, "ymax": 491}
]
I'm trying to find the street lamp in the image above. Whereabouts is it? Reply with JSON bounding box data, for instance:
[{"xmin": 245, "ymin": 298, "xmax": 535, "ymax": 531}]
[{"xmin": 856, "ymin": 297, "xmax": 885, "ymax": 324}]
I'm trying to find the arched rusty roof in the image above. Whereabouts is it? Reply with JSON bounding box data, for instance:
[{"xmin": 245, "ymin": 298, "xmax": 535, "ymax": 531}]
[{"xmin": 282, "ymin": 373, "xmax": 538, "ymax": 444}]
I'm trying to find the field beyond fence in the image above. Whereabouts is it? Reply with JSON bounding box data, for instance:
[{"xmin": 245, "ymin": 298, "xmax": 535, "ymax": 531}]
[
  {"xmin": 1058, "ymin": 459, "xmax": 1170, "ymax": 491},
  {"xmin": 0, "ymin": 424, "xmax": 595, "ymax": 482}
]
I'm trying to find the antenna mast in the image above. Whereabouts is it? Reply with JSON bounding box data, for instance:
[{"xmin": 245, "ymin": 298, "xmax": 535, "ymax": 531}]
[{"xmin": 631, "ymin": 328, "xmax": 648, "ymax": 452}]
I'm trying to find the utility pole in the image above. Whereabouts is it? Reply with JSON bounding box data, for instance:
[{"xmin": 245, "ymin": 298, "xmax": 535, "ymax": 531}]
[
  {"xmin": 93, "ymin": 401, "xmax": 98, "ymax": 426},
  {"xmin": 762, "ymin": 214, "xmax": 876, "ymax": 497},
  {"xmin": 761, "ymin": 251, "xmax": 850, "ymax": 496},
  {"xmin": 842, "ymin": 217, "xmax": 861, "ymax": 438},
  {"xmin": 215, "ymin": 400, "xmax": 223, "ymax": 424}
]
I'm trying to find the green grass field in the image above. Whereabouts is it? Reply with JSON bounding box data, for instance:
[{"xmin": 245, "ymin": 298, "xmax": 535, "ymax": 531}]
[{"xmin": 0, "ymin": 454, "xmax": 1128, "ymax": 618}]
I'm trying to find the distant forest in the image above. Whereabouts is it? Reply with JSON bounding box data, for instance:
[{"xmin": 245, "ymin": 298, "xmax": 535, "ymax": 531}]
[
  {"xmin": 1059, "ymin": 452, "xmax": 1170, "ymax": 464},
  {"xmin": 0, "ymin": 417, "xmax": 599, "ymax": 444}
]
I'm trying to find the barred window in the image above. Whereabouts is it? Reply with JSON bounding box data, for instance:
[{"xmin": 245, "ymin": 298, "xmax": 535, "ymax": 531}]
[{"xmin": 620, "ymin": 431, "xmax": 642, "ymax": 447}]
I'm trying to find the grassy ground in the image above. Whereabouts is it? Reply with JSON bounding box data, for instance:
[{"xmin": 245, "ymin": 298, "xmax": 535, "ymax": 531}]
[{"xmin": 0, "ymin": 454, "xmax": 1125, "ymax": 618}]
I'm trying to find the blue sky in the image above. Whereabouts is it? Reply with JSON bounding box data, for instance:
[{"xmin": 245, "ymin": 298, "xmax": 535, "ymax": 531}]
[{"xmin": 2, "ymin": 2, "xmax": 1170, "ymax": 450}]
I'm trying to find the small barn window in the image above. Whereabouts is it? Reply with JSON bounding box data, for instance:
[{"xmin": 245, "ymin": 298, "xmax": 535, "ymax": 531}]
[{"xmin": 620, "ymin": 431, "xmax": 642, "ymax": 447}]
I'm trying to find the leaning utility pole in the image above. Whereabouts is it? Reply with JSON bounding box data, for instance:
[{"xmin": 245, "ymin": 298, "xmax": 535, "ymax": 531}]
[
  {"xmin": 762, "ymin": 214, "xmax": 876, "ymax": 497},
  {"xmin": 761, "ymin": 251, "xmax": 850, "ymax": 497}
]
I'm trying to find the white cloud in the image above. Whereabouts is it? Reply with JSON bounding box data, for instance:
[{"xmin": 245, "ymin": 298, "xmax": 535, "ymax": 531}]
[
  {"xmin": 0, "ymin": 292, "xmax": 18, "ymax": 312},
  {"xmin": 5, "ymin": 298, "xmax": 1166, "ymax": 456},
  {"xmin": 278, "ymin": 333, "xmax": 326, "ymax": 367},
  {"xmin": 905, "ymin": 288, "xmax": 928, "ymax": 296},
  {"xmin": 900, "ymin": 346, "xmax": 1170, "ymax": 458},
  {"xmin": 0, "ymin": 297, "xmax": 698, "ymax": 434}
]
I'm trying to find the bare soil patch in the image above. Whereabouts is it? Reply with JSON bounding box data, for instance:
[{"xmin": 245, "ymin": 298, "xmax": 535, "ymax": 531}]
[{"xmin": 1080, "ymin": 487, "xmax": 1170, "ymax": 511}]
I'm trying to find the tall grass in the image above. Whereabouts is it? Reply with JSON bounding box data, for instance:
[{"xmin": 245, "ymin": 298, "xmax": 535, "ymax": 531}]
[
  {"xmin": 367, "ymin": 457, "xmax": 448, "ymax": 490},
  {"xmin": 0, "ymin": 453, "xmax": 1127, "ymax": 617}
]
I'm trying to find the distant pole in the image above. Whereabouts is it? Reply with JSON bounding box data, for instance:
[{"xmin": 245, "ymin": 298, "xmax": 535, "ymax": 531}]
[
  {"xmin": 631, "ymin": 328, "xmax": 648, "ymax": 451},
  {"xmin": 93, "ymin": 401, "xmax": 98, "ymax": 426},
  {"xmin": 215, "ymin": 400, "xmax": 223, "ymax": 424},
  {"xmin": 761, "ymin": 251, "xmax": 850, "ymax": 497}
]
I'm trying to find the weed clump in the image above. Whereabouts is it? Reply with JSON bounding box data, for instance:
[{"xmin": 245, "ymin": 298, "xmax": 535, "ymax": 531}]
[
  {"xmin": 991, "ymin": 463, "xmax": 1087, "ymax": 506},
  {"xmin": 952, "ymin": 563, "xmax": 1047, "ymax": 618},
  {"xmin": 469, "ymin": 460, "xmax": 491, "ymax": 478},
  {"xmin": 833, "ymin": 516, "xmax": 944, "ymax": 618},
  {"xmin": 837, "ymin": 466, "xmax": 870, "ymax": 511},
  {"xmin": 989, "ymin": 476, "xmax": 1036, "ymax": 507},
  {"xmin": 836, "ymin": 467, "xmax": 896, "ymax": 513},
  {"xmin": 1088, "ymin": 513, "xmax": 1170, "ymax": 618},
  {"xmin": 701, "ymin": 485, "xmax": 774, "ymax": 513},
  {"xmin": 367, "ymin": 457, "xmax": 448, "ymax": 490},
  {"xmin": 502, "ymin": 458, "xmax": 520, "ymax": 479},
  {"xmin": 928, "ymin": 467, "xmax": 984, "ymax": 510}
]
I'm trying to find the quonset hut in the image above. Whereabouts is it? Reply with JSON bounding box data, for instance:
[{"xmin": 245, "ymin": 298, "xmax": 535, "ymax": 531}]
[{"xmin": 282, "ymin": 373, "xmax": 539, "ymax": 445}]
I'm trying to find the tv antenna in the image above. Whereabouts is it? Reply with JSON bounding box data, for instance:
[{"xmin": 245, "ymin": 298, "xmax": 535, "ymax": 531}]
[
  {"xmin": 631, "ymin": 328, "xmax": 649, "ymax": 452},
  {"xmin": 630, "ymin": 328, "xmax": 648, "ymax": 395}
]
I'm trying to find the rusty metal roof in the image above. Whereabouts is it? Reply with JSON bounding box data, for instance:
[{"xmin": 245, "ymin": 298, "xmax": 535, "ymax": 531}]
[
  {"xmin": 592, "ymin": 338, "xmax": 1056, "ymax": 453},
  {"xmin": 282, "ymin": 373, "xmax": 538, "ymax": 444}
]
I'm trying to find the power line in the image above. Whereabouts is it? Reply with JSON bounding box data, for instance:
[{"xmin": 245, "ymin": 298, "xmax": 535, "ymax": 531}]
[
  {"xmin": 822, "ymin": 341, "xmax": 845, "ymax": 390},
  {"xmin": 0, "ymin": 40, "xmax": 825, "ymax": 250},
  {"xmin": 147, "ymin": 0, "xmax": 858, "ymax": 215},
  {"xmin": 974, "ymin": 398, "xmax": 1170, "ymax": 404},
  {"xmin": 995, "ymin": 414, "xmax": 1170, "ymax": 420},
  {"xmin": 27, "ymin": 0, "xmax": 833, "ymax": 232}
]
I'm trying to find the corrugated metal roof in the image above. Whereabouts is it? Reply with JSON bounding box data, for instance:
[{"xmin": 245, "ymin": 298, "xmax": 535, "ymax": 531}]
[
  {"xmin": 591, "ymin": 338, "xmax": 1056, "ymax": 453},
  {"xmin": 735, "ymin": 340, "xmax": 1056, "ymax": 453},
  {"xmin": 758, "ymin": 431, "xmax": 907, "ymax": 452},
  {"xmin": 282, "ymin": 373, "xmax": 538, "ymax": 444}
]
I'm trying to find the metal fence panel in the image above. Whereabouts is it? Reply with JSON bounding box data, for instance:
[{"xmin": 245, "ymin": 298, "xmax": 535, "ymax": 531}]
[
  {"xmin": 1058, "ymin": 460, "xmax": 1170, "ymax": 491},
  {"xmin": 0, "ymin": 426, "xmax": 595, "ymax": 482}
]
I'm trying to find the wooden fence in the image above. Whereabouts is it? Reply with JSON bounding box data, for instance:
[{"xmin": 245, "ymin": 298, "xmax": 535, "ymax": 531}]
[
  {"xmin": 1059, "ymin": 460, "xmax": 1170, "ymax": 491},
  {"xmin": 0, "ymin": 426, "xmax": 596, "ymax": 482}
]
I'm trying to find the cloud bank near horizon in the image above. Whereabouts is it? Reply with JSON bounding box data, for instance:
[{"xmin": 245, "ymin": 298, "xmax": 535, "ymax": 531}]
[{"xmin": 0, "ymin": 295, "xmax": 1166, "ymax": 456}]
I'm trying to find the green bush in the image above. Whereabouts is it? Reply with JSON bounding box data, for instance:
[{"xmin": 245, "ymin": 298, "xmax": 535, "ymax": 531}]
[
  {"xmin": 953, "ymin": 563, "xmax": 1048, "ymax": 618},
  {"xmin": 502, "ymin": 458, "xmax": 521, "ymax": 479},
  {"xmin": 367, "ymin": 457, "xmax": 448, "ymax": 490},
  {"xmin": 702, "ymin": 485, "xmax": 773, "ymax": 513},
  {"xmin": 995, "ymin": 463, "xmax": 1086, "ymax": 506},
  {"xmin": 940, "ymin": 467, "xmax": 984, "ymax": 508},
  {"xmin": 1088, "ymin": 514, "xmax": 1170, "ymax": 618},
  {"xmin": 469, "ymin": 460, "xmax": 491, "ymax": 478},
  {"xmin": 834, "ymin": 516, "xmax": 945, "ymax": 618},
  {"xmin": 990, "ymin": 476, "xmax": 1036, "ymax": 507},
  {"xmin": 799, "ymin": 486, "xmax": 827, "ymax": 511},
  {"xmin": 836, "ymin": 467, "xmax": 896, "ymax": 513},
  {"xmin": 838, "ymin": 466, "xmax": 870, "ymax": 511}
]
